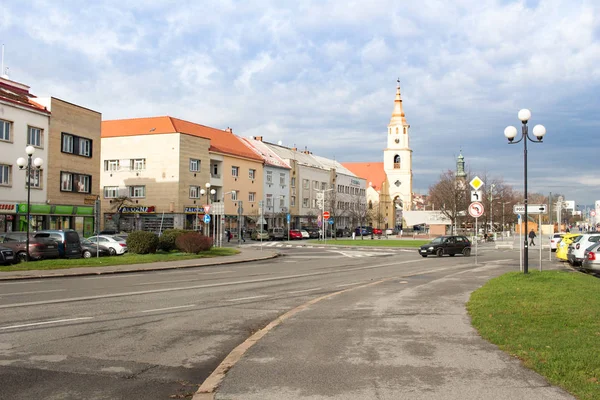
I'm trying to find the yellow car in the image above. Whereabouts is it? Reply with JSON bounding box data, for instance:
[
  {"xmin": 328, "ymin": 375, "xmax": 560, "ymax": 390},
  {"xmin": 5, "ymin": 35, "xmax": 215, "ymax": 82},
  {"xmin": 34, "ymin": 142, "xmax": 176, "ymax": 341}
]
[{"xmin": 556, "ymin": 233, "xmax": 581, "ymax": 261}]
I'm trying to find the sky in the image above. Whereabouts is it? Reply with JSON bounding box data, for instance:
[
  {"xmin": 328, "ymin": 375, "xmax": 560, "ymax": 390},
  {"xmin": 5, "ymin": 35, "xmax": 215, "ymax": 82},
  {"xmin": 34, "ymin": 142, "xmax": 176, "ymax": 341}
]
[{"xmin": 2, "ymin": 0, "xmax": 599, "ymax": 207}]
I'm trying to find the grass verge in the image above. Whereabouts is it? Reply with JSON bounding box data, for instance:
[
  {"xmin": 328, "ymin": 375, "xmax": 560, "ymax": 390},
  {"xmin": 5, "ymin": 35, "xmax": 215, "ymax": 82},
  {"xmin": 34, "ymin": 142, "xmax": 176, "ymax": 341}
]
[
  {"xmin": 467, "ymin": 270, "xmax": 600, "ymax": 400},
  {"xmin": 0, "ymin": 247, "xmax": 240, "ymax": 272},
  {"xmin": 306, "ymin": 239, "xmax": 429, "ymax": 248}
]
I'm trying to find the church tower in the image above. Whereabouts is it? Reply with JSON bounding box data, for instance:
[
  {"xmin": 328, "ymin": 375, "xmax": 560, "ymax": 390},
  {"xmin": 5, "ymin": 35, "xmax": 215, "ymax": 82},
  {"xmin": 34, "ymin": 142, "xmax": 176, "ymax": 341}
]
[{"xmin": 384, "ymin": 80, "xmax": 413, "ymax": 218}]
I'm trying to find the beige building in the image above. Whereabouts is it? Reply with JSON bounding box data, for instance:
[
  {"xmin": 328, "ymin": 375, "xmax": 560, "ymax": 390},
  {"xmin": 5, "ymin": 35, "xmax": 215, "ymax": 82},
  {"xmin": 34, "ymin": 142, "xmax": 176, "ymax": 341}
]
[{"xmin": 101, "ymin": 117, "xmax": 263, "ymax": 233}]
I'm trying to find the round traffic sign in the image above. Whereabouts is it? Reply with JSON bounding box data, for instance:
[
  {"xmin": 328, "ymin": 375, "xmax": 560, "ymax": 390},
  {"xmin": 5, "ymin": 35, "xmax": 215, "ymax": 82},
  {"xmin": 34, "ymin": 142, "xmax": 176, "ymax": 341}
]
[
  {"xmin": 591, "ymin": 210, "xmax": 597, "ymax": 217},
  {"xmin": 323, "ymin": 211, "xmax": 330, "ymax": 220},
  {"xmin": 468, "ymin": 201, "xmax": 484, "ymax": 218}
]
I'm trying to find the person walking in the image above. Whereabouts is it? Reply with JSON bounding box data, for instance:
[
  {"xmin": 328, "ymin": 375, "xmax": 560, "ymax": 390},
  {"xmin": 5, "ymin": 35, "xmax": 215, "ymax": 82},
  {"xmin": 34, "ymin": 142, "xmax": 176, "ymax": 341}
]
[{"xmin": 528, "ymin": 229, "xmax": 536, "ymax": 246}]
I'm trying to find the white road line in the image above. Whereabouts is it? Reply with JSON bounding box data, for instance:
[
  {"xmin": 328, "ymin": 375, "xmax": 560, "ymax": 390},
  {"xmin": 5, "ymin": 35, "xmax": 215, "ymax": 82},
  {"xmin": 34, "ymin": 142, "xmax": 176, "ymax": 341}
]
[
  {"xmin": 2, "ymin": 289, "xmax": 66, "ymax": 296},
  {"xmin": 83, "ymin": 274, "xmax": 143, "ymax": 280},
  {"xmin": 198, "ymin": 270, "xmax": 234, "ymax": 275},
  {"xmin": 134, "ymin": 278, "xmax": 198, "ymax": 286},
  {"xmin": 399, "ymin": 281, "xmax": 408, "ymax": 284},
  {"xmin": 336, "ymin": 282, "xmax": 363, "ymax": 287},
  {"xmin": 285, "ymin": 245, "xmax": 292, "ymax": 247},
  {"xmin": 141, "ymin": 304, "xmax": 196, "ymax": 313},
  {"xmin": 227, "ymin": 295, "xmax": 268, "ymax": 302},
  {"xmin": 288, "ymin": 287, "xmax": 322, "ymax": 294},
  {"xmin": 0, "ymin": 280, "xmax": 43, "ymax": 285},
  {"xmin": 0, "ymin": 317, "xmax": 93, "ymax": 330}
]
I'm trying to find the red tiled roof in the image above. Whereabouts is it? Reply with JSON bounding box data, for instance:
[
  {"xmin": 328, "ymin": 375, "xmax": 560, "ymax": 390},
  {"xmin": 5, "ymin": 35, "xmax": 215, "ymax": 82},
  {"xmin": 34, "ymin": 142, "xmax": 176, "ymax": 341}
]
[
  {"xmin": 342, "ymin": 162, "xmax": 386, "ymax": 191},
  {"xmin": 102, "ymin": 116, "xmax": 262, "ymax": 161},
  {"xmin": 0, "ymin": 81, "xmax": 50, "ymax": 114}
]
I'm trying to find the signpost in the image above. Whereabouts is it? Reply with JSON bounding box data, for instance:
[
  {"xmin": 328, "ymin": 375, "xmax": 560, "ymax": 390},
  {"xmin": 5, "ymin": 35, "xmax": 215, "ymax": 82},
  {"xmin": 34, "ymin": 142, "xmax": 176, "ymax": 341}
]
[
  {"xmin": 513, "ymin": 204, "xmax": 547, "ymax": 214},
  {"xmin": 323, "ymin": 211, "xmax": 330, "ymax": 220},
  {"xmin": 517, "ymin": 214, "xmax": 522, "ymax": 272},
  {"xmin": 469, "ymin": 201, "xmax": 484, "ymax": 264}
]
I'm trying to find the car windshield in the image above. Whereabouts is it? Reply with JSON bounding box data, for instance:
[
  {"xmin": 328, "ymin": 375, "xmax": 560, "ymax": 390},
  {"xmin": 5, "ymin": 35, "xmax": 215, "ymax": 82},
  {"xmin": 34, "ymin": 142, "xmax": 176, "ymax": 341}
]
[
  {"xmin": 573, "ymin": 236, "xmax": 584, "ymax": 243},
  {"xmin": 431, "ymin": 237, "xmax": 443, "ymax": 244}
]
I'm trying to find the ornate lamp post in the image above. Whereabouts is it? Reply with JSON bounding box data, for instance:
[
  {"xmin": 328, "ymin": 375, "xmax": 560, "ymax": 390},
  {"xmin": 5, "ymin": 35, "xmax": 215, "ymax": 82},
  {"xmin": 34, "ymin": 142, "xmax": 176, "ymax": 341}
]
[
  {"xmin": 504, "ymin": 109, "xmax": 546, "ymax": 273},
  {"xmin": 16, "ymin": 146, "xmax": 43, "ymax": 261},
  {"xmin": 200, "ymin": 183, "xmax": 216, "ymax": 238}
]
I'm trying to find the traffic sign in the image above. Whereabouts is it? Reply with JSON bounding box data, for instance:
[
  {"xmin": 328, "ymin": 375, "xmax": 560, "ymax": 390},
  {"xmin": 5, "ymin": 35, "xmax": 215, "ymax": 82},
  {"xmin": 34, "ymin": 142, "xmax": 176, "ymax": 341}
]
[
  {"xmin": 513, "ymin": 204, "xmax": 547, "ymax": 214},
  {"xmin": 469, "ymin": 176, "xmax": 484, "ymax": 190},
  {"xmin": 287, "ymin": 213, "xmax": 291, "ymax": 222},
  {"xmin": 203, "ymin": 204, "xmax": 211, "ymax": 214},
  {"xmin": 470, "ymin": 190, "xmax": 482, "ymax": 202},
  {"xmin": 203, "ymin": 214, "xmax": 211, "ymax": 223},
  {"xmin": 323, "ymin": 211, "xmax": 330, "ymax": 220},
  {"xmin": 468, "ymin": 202, "xmax": 484, "ymax": 218},
  {"xmin": 328, "ymin": 219, "xmax": 334, "ymax": 225},
  {"xmin": 591, "ymin": 210, "xmax": 597, "ymax": 217}
]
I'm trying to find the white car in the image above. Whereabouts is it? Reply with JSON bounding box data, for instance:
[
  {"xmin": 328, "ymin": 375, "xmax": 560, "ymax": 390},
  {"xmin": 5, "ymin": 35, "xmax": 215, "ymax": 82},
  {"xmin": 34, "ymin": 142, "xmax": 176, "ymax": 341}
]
[
  {"xmin": 300, "ymin": 230, "xmax": 310, "ymax": 239},
  {"xmin": 87, "ymin": 235, "xmax": 128, "ymax": 255},
  {"xmin": 549, "ymin": 233, "xmax": 564, "ymax": 252},
  {"xmin": 567, "ymin": 233, "xmax": 600, "ymax": 266}
]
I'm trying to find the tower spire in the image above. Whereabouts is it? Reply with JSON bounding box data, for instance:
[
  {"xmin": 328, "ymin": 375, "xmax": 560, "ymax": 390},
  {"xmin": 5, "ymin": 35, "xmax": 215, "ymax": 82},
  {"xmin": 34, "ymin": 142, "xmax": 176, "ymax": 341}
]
[{"xmin": 390, "ymin": 78, "xmax": 407, "ymax": 125}]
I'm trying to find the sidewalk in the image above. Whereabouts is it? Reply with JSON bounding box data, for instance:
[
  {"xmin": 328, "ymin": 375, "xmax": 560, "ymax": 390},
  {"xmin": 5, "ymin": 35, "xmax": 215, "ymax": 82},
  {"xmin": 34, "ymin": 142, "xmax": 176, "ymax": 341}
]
[{"xmin": 0, "ymin": 248, "xmax": 279, "ymax": 281}]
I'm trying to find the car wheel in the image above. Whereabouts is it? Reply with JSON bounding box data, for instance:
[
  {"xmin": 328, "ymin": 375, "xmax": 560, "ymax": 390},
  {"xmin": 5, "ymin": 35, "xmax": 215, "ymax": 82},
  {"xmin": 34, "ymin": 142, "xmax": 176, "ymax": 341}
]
[
  {"xmin": 462, "ymin": 248, "xmax": 471, "ymax": 257},
  {"xmin": 82, "ymin": 250, "xmax": 92, "ymax": 259},
  {"xmin": 16, "ymin": 252, "xmax": 28, "ymax": 262},
  {"xmin": 421, "ymin": 255, "xmax": 427, "ymax": 258},
  {"xmin": 108, "ymin": 247, "xmax": 116, "ymax": 256},
  {"xmin": 449, "ymin": 253, "xmax": 455, "ymax": 257},
  {"xmin": 436, "ymin": 248, "xmax": 443, "ymax": 257}
]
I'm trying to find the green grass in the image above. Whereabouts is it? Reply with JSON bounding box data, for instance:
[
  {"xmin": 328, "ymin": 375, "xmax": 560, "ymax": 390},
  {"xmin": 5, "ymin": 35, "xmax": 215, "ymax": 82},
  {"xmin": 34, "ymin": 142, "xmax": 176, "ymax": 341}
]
[
  {"xmin": 467, "ymin": 271, "xmax": 600, "ymax": 400},
  {"xmin": 0, "ymin": 248, "xmax": 240, "ymax": 272},
  {"xmin": 307, "ymin": 239, "xmax": 429, "ymax": 248}
]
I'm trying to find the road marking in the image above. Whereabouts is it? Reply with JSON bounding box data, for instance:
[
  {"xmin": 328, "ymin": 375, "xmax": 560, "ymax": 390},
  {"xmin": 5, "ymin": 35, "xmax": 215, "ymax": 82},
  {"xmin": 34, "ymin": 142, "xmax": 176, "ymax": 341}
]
[
  {"xmin": 0, "ymin": 280, "xmax": 43, "ymax": 285},
  {"xmin": 83, "ymin": 274, "xmax": 143, "ymax": 280},
  {"xmin": 141, "ymin": 304, "xmax": 196, "ymax": 313},
  {"xmin": 0, "ymin": 317, "xmax": 93, "ymax": 330},
  {"xmin": 2, "ymin": 289, "xmax": 66, "ymax": 296},
  {"xmin": 134, "ymin": 278, "xmax": 200, "ymax": 286},
  {"xmin": 288, "ymin": 287, "xmax": 322, "ymax": 294},
  {"xmin": 227, "ymin": 295, "xmax": 268, "ymax": 302},
  {"xmin": 336, "ymin": 282, "xmax": 363, "ymax": 287},
  {"xmin": 399, "ymin": 281, "xmax": 408, "ymax": 284},
  {"xmin": 198, "ymin": 270, "xmax": 234, "ymax": 275}
]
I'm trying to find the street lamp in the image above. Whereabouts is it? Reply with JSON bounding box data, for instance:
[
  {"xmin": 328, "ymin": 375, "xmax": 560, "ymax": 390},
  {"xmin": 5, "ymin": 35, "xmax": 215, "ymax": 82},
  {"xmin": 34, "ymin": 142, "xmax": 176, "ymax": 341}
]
[
  {"xmin": 502, "ymin": 201, "xmax": 511, "ymax": 238},
  {"xmin": 16, "ymin": 146, "xmax": 43, "ymax": 261},
  {"xmin": 220, "ymin": 190, "xmax": 236, "ymax": 247},
  {"xmin": 200, "ymin": 183, "xmax": 216, "ymax": 238},
  {"xmin": 504, "ymin": 109, "xmax": 546, "ymax": 273}
]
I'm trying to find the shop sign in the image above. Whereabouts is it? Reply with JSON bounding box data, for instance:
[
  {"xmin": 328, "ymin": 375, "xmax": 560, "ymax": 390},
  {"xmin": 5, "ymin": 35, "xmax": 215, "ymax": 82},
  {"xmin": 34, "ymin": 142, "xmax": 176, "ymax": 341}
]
[
  {"xmin": 84, "ymin": 195, "xmax": 98, "ymax": 205},
  {"xmin": 0, "ymin": 203, "xmax": 17, "ymax": 214},
  {"xmin": 185, "ymin": 206, "xmax": 206, "ymax": 213},
  {"xmin": 117, "ymin": 206, "xmax": 156, "ymax": 213},
  {"xmin": 350, "ymin": 179, "xmax": 361, "ymax": 186}
]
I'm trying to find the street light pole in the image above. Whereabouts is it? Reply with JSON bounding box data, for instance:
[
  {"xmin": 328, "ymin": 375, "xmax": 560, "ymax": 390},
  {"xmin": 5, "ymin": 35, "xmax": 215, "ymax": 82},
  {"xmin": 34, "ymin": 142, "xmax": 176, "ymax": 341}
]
[
  {"xmin": 16, "ymin": 146, "xmax": 43, "ymax": 262},
  {"xmin": 504, "ymin": 109, "xmax": 546, "ymax": 274}
]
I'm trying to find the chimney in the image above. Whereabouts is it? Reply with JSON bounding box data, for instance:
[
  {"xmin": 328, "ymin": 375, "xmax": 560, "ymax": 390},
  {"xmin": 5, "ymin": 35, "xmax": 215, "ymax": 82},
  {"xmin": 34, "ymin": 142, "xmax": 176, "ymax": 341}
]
[
  {"xmin": 225, "ymin": 127, "xmax": 232, "ymax": 133},
  {"xmin": 255, "ymin": 136, "xmax": 263, "ymax": 142}
]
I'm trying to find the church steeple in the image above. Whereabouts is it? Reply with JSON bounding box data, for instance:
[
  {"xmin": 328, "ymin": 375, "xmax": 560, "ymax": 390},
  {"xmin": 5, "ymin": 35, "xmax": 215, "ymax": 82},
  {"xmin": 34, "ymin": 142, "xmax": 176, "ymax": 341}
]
[
  {"xmin": 390, "ymin": 78, "xmax": 407, "ymax": 126},
  {"xmin": 456, "ymin": 151, "xmax": 467, "ymax": 179}
]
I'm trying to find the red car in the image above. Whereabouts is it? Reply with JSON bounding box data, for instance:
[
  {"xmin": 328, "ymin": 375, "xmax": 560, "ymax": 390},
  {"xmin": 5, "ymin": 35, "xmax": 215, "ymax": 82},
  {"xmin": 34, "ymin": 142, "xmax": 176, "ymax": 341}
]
[
  {"xmin": 289, "ymin": 230, "xmax": 303, "ymax": 240},
  {"xmin": 373, "ymin": 228, "xmax": 383, "ymax": 235}
]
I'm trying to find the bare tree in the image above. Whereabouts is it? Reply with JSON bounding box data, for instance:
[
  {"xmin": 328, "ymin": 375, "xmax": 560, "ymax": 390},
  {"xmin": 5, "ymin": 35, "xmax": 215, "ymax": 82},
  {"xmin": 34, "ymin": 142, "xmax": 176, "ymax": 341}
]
[
  {"xmin": 428, "ymin": 170, "xmax": 469, "ymax": 234},
  {"xmin": 109, "ymin": 195, "xmax": 134, "ymax": 232}
]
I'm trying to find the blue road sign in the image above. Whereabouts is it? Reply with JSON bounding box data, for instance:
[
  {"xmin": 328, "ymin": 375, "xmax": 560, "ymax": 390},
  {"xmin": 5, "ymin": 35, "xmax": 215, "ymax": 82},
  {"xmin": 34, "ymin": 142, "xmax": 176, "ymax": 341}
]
[
  {"xmin": 203, "ymin": 214, "xmax": 211, "ymax": 223},
  {"xmin": 517, "ymin": 214, "xmax": 522, "ymax": 221},
  {"xmin": 287, "ymin": 213, "xmax": 291, "ymax": 223},
  {"xmin": 328, "ymin": 219, "xmax": 334, "ymax": 225}
]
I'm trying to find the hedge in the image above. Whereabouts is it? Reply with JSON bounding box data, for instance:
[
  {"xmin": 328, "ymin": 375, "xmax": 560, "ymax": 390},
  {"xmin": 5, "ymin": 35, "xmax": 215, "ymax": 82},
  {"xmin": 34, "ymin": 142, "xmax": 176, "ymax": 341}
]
[
  {"xmin": 126, "ymin": 231, "xmax": 159, "ymax": 254},
  {"xmin": 175, "ymin": 232, "xmax": 213, "ymax": 253}
]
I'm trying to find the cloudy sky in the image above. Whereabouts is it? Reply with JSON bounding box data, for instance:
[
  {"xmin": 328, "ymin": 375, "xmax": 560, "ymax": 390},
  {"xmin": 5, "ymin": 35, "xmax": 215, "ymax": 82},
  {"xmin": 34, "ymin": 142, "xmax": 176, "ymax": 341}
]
[{"xmin": 2, "ymin": 0, "xmax": 599, "ymax": 207}]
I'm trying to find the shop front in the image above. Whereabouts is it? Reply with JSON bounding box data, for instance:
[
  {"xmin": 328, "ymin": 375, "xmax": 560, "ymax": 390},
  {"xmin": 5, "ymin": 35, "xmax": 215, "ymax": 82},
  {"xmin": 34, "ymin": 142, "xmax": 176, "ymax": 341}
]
[
  {"xmin": 0, "ymin": 202, "xmax": 18, "ymax": 233},
  {"xmin": 184, "ymin": 206, "xmax": 207, "ymax": 231},
  {"xmin": 104, "ymin": 206, "xmax": 175, "ymax": 233},
  {"xmin": 16, "ymin": 203, "xmax": 96, "ymax": 236}
]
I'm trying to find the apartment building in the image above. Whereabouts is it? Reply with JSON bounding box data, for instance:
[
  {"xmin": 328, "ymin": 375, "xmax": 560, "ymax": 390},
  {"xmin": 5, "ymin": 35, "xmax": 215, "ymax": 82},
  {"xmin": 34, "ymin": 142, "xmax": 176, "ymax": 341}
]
[
  {"xmin": 240, "ymin": 136, "xmax": 291, "ymax": 229},
  {"xmin": 101, "ymin": 117, "xmax": 263, "ymax": 232},
  {"xmin": 0, "ymin": 76, "xmax": 50, "ymax": 233}
]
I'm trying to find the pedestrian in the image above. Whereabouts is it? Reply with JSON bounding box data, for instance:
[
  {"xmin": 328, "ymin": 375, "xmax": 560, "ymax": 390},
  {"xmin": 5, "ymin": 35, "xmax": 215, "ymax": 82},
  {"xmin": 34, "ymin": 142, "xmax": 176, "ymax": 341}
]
[
  {"xmin": 528, "ymin": 229, "xmax": 536, "ymax": 246},
  {"xmin": 227, "ymin": 230, "xmax": 232, "ymax": 243},
  {"xmin": 242, "ymin": 228, "xmax": 246, "ymax": 243}
]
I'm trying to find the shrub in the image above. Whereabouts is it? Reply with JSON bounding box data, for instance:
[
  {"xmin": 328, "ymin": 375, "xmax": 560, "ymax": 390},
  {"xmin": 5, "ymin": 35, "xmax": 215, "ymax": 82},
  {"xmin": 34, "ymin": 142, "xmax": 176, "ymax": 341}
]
[
  {"xmin": 158, "ymin": 229, "xmax": 194, "ymax": 252},
  {"xmin": 126, "ymin": 231, "xmax": 159, "ymax": 254},
  {"xmin": 175, "ymin": 232, "xmax": 213, "ymax": 253}
]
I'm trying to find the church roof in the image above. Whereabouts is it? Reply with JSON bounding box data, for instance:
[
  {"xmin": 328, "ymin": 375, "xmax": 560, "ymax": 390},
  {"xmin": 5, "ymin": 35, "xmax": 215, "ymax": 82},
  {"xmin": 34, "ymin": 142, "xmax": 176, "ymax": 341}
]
[
  {"xmin": 341, "ymin": 162, "xmax": 386, "ymax": 190},
  {"xmin": 389, "ymin": 80, "xmax": 407, "ymax": 126}
]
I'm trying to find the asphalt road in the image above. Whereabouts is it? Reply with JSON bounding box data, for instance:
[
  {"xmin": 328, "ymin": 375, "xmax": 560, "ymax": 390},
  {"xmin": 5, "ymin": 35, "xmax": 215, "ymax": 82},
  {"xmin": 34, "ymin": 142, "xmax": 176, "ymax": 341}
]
[{"xmin": 0, "ymin": 244, "xmax": 542, "ymax": 400}]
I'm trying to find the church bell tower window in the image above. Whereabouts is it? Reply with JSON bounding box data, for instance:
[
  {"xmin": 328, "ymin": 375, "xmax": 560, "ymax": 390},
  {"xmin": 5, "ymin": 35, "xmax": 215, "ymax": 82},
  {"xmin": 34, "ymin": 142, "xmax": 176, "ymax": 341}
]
[{"xmin": 393, "ymin": 154, "xmax": 401, "ymax": 169}]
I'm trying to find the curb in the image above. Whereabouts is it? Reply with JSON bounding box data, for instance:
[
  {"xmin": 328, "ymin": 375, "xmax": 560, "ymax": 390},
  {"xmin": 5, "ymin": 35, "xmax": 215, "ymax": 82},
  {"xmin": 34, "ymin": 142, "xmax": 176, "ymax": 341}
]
[{"xmin": 0, "ymin": 252, "xmax": 280, "ymax": 281}]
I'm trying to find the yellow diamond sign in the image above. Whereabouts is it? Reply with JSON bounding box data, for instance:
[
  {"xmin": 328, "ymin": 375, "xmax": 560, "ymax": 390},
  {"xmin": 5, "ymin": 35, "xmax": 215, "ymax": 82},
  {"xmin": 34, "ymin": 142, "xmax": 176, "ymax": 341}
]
[{"xmin": 469, "ymin": 176, "xmax": 484, "ymax": 190}]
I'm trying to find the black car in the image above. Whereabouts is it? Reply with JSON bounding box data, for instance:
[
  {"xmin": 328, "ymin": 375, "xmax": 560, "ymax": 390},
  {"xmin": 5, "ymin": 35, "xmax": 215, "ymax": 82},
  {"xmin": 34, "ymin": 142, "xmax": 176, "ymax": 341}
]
[
  {"xmin": 0, "ymin": 245, "xmax": 17, "ymax": 265},
  {"xmin": 304, "ymin": 228, "xmax": 320, "ymax": 239},
  {"xmin": 80, "ymin": 238, "xmax": 111, "ymax": 258},
  {"xmin": 419, "ymin": 235, "xmax": 471, "ymax": 257}
]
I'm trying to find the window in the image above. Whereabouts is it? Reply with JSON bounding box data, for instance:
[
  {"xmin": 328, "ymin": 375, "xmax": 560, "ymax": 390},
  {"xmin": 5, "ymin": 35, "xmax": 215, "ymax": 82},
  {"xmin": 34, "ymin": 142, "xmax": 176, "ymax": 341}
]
[
  {"xmin": 129, "ymin": 186, "xmax": 146, "ymax": 198},
  {"xmin": 131, "ymin": 159, "xmax": 146, "ymax": 171},
  {"xmin": 28, "ymin": 169, "xmax": 42, "ymax": 189},
  {"xmin": 266, "ymin": 171, "xmax": 272, "ymax": 183},
  {"xmin": 61, "ymin": 172, "xmax": 91, "ymax": 193},
  {"xmin": 313, "ymin": 180, "xmax": 318, "ymax": 189},
  {"xmin": 212, "ymin": 164, "xmax": 218, "ymax": 177},
  {"xmin": 338, "ymin": 184, "xmax": 343, "ymax": 193},
  {"xmin": 189, "ymin": 186, "xmax": 200, "ymax": 198},
  {"xmin": 62, "ymin": 134, "xmax": 74, "ymax": 153},
  {"xmin": 249, "ymin": 169, "xmax": 256, "ymax": 180},
  {"xmin": 249, "ymin": 192, "xmax": 256, "ymax": 202},
  {"xmin": 231, "ymin": 190, "xmax": 238, "ymax": 200},
  {"xmin": 394, "ymin": 154, "xmax": 401, "ymax": 169},
  {"xmin": 303, "ymin": 198, "xmax": 309, "ymax": 207},
  {"xmin": 104, "ymin": 160, "xmax": 119, "ymax": 171},
  {"xmin": 291, "ymin": 177, "xmax": 296, "ymax": 188},
  {"xmin": 0, "ymin": 164, "xmax": 10, "ymax": 185},
  {"xmin": 266, "ymin": 194, "xmax": 273, "ymax": 207},
  {"xmin": 0, "ymin": 120, "xmax": 10, "ymax": 141},
  {"xmin": 232, "ymin": 166, "xmax": 239, "ymax": 177},
  {"xmin": 27, "ymin": 126, "xmax": 43, "ymax": 147},
  {"xmin": 61, "ymin": 172, "xmax": 73, "ymax": 191},
  {"xmin": 280, "ymin": 195, "xmax": 285, "ymax": 207},
  {"xmin": 104, "ymin": 186, "xmax": 118, "ymax": 198},
  {"xmin": 312, "ymin": 199, "xmax": 317, "ymax": 208},
  {"xmin": 78, "ymin": 175, "xmax": 91, "ymax": 193},
  {"xmin": 291, "ymin": 196, "xmax": 296, "ymax": 206},
  {"xmin": 303, "ymin": 179, "xmax": 309, "ymax": 189},
  {"xmin": 190, "ymin": 159, "xmax": 200, "ymax": 172},
  {"xmin": 280, "ymin": 173, "xmax": 285, "ymax": 185},
  {"xmin": 321, "ymin": 182, "xmax": 326, "ymax": 190},
  {"xmin": 79, "ymin": 138, "xmax": 91, "ymax": 157}
]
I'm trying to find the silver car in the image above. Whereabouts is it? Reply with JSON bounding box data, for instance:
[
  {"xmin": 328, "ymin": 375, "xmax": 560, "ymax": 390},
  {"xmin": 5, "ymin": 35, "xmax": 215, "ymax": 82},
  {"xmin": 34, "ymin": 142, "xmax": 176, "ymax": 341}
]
[{"xmin": 581, "ymin": 242, "xmax": 600, "ymax": 273}]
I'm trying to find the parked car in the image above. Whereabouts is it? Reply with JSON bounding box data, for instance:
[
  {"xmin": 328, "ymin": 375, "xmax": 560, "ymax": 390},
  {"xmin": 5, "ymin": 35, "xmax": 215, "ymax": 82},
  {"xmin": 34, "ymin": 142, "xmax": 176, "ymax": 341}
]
[
  {"xmin": 268, "ymin": 227, "xmax": 285, "ymax": 240},
  {"xmin": 87, "ymin": 235, "xmax": 127, "ymax": 255},
  {"xmin": 251, "ymin": 230, "xmax": 269, "ymax": 240},
  {"xmin": 300, "ymin": 229, "xmax": 310, "ymax": 239},
  {"xmin": 567, "ymin": 233, "xmax": 600, "ymax": 266},
  {"xmin": 582, "ymin": 242, "xmax": 600, "ymax": 273},
  {"xmin": 419, "ymin": 235, "xmax": 471, "ymax": 257},
  {"xmin": 355, "ymin": 226, "xmax": 373, "ymax": 236},
  {"xmin": 34, "ymin": 229, "xmax": 82, "ymax": 259},
  {"xmin": 372, "ymin": 228, "xmax": 383, "ymax": 236},
  {"xmin": 0, "ymin": 245, "xmax": 17, "ymax": 265},
  {"xmin": 80, "ymin": 238, "xmax": 110, "ymax": 258},
  {"xmin": 304, "ymin": 227, "xmax": 320, "ymax": 239},
  {"xmin": 0, "ymin": 232, "xmax": 60, "ymax": 262},
  {"xmin": 289, "ymin": 230, "xmax": 303, "ymax": 240},
  {"xmin": 336, "ymin": 228, "xmax": 351, "ymax": 237},
  {"xmin": 556, "ymin": 233, "xmax": 580, "ymax": 261},
  {"xmin": 549, "ymin": 233, "xmax": 564, "ymax": 252}
]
